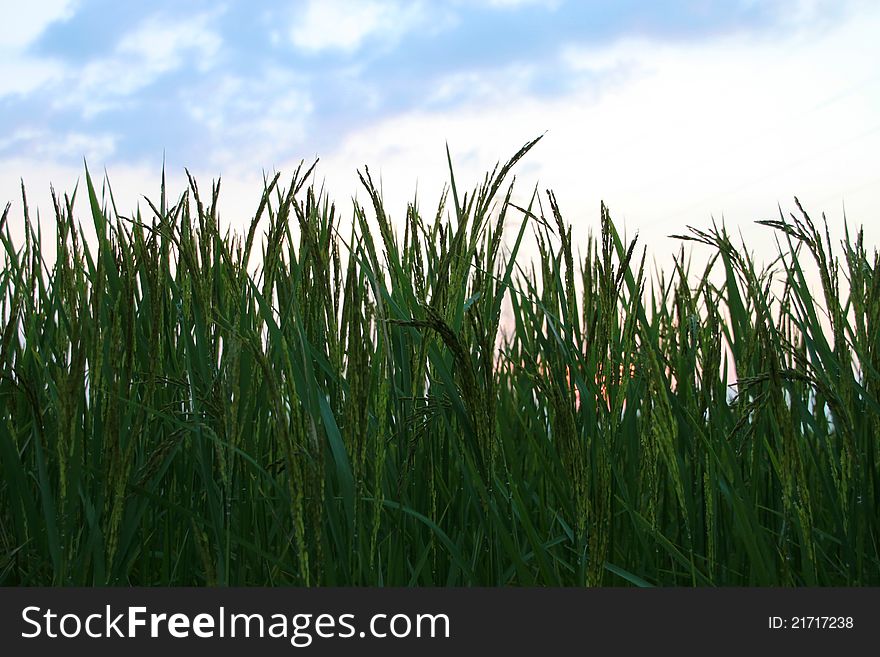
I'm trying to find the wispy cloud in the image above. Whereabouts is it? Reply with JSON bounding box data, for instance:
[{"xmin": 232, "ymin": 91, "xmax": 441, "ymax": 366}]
[
  {"xmin": 425, "ymin": 64, "xmax": 542, "ymax": 108},
  {"xmin": 289, "ymin": 0, "xmax": 429, "ymax": 54},
  {"xmin": 183, "ymin": 68, "xmax": 314, "ymax": 171},
  {"xmin": 0, "ymin": 0, "xmax": 78, "ymax": 49},
  {"xmin": 482, "ymin": 0, "xmax": 561, "ymax": 9},
  {"xmin": 0, "ymin": 0, "xmax": 77, "ymax": 97},
  {"xmin": 60, "ymin": 11, "xmax": 223, "ymax": 117},
  {"xmin": 0, "ymin": 128, "xmax": 116, "ymax": 162}
]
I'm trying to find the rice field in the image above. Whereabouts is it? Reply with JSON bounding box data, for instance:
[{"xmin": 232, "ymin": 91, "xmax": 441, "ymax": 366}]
[{"xmin": 1, "ymin": 137, "xmax": 878, "ymax": 586}]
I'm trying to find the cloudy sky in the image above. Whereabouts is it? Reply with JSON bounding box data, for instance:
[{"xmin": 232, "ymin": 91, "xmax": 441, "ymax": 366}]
[{"xmin": 2, "ymin": 0, "xmax": 879, "ymax": 262}]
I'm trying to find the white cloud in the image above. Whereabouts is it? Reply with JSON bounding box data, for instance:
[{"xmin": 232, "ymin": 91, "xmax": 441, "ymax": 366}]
[
  {"xmin": 0, "ymin": 6, "xmax": 223, "ymax": 105},
  {"xmin": 61, "ymin": 12, "xmax": 222, "ymax": 116},
  {"xmin": 426, "ymin": 64, "xmax": 541, "ymax": 107},
  {"xmin": 183, "ymin": 68, "xmax": 314, "ymax": 173},
  {"xmin": 117, "ymin": 13, "xmax": 221, "ymax": 74},
  {"xmin": 0, "ymin": 57, "xmax": 64, "ymax": 97},
  {"xmin": 0, "ymin": 128, "xmax": 116, "ymax": 162},
  {"xmin": 290, "ymin": 0, "xmax": 427, "ymax": 53},
  {"xmin": 0, "ymin": 0, "xmax": 77, "ymax": 97},
  {"xmin": 0, "ymin": 0, "xmax": 78, "ymax": 49},
  {"xmin": 483, "ymin": 0, "xmax": 561, "ymax": 9}
]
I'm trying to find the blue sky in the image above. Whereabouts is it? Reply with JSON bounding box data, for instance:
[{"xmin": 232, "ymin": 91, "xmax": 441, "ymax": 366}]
[{"xmin": 2, "ymin": 0, "xmax": 879, "ymax": 256}]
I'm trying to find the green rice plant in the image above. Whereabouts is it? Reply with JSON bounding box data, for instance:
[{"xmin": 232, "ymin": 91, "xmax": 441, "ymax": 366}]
[{"xmin": 0, "ymin": 138, "xmax": 877, "ymax": 586}]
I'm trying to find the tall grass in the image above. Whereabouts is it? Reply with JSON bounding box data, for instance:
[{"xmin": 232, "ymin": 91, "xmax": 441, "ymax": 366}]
[{"xmin": 1, "ymin": 138, "xmax": 877, "ymax": 585}]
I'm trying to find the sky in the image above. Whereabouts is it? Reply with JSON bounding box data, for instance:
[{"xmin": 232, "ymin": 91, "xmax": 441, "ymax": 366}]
[{"xmin": 2, "ymin": 0, "xmax": 879, "ymax": 265}]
